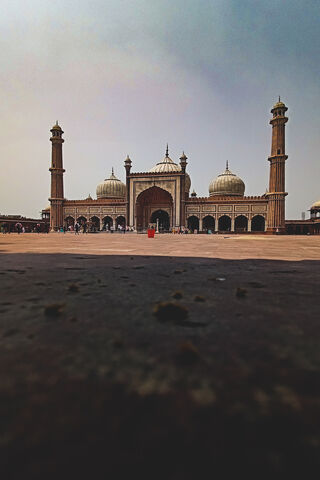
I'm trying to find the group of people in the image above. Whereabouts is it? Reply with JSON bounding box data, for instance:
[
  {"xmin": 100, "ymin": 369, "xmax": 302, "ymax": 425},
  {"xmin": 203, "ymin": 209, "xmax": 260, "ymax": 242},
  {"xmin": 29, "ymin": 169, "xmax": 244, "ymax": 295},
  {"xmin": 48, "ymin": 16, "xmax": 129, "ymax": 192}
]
[
  {"xmin": 104, "ymin": 224, "xmax": 134, "ymax": 233},
  {"xmin": 58, "ymin": 223, "xmax": 87, "ymax": 234},
  {"xmin": 60, "ymin": 223, "xmax": 101, "ymax": 234},
  {"xmin": 171, "ymin": 227, "xmax": 195, "ymax": 234},
  {"xmin": 61, "ymin": 223, "xmax": 134, "ymax": 234},
  {"xmin": 1, "ymin": 222, "xmax": 207, "ymax": 235},
  {"xmin": 0, "ymin": 222, "xmax": 49, "ymax": 234},
  {"xmin": 0, "ymin": 222, "xmax": 12, "ymax": 234}
]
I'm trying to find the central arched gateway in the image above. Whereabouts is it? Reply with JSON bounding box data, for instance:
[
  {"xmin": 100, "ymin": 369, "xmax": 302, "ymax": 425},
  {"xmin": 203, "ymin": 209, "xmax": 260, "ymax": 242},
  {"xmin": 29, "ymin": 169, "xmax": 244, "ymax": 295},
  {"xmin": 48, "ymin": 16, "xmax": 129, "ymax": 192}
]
[{"xmin": 136, "ymin": 186, "xmax": 173, "ymax": 231}]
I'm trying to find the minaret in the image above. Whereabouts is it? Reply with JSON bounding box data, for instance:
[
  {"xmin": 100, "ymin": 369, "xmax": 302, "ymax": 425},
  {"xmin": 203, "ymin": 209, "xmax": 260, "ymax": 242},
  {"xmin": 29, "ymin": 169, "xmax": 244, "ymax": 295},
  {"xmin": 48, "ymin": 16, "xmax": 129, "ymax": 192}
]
[
  {"xmin": 179, "ymin": 151, "xmax": 188, "ymax": 227},
  {"xmin": 49, "ymin": 122, "xmax": 65, "ymax": 231},
  {"xmin": 266, "ymin": 98, "xmax": 288, "ymax": 233},
  {"xmin": 124, "ymin": 154, "xmax": 132, "ymax": 227}
]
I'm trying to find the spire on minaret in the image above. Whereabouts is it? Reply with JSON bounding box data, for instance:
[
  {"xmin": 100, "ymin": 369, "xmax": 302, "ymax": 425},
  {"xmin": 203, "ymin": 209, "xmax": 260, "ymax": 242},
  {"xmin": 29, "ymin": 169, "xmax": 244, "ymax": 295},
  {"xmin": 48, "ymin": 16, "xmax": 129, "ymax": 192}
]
[
  {"xmin": 165, "ymin": 144, "xmax": 169, "ymax": 157},
  {"xmin": 180, "ymin": 151, "xmax": 188, "ymax": 161},
  {"xmin": 124, "ymin": 154, "xmax": 132, "ymax": 176}
]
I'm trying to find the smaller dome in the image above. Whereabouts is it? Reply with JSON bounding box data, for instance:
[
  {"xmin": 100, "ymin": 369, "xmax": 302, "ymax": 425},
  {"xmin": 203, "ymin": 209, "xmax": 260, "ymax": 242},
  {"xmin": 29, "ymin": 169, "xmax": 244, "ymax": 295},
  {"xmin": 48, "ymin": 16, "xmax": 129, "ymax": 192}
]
[
  {"xmin": 311, "ymin": 200, "xmax": 320, "ymax": 209},
  {"xmin": 209, "ymin": 162, "xmax": 245, "ymax": 197},
  {"xmin": 271, "ymin": 97, "xmax": 287, "ymax": 113},
  {"xmin": 51, "ymin": 121, "xmax": 62, "ymax": 131},
  {"xmin": 96, "ymin": 169, "xmax": 126, "ymax": 199},
  {"xmin": 273, "ymin": 101, "xmax": 285, "ymax": 109}
]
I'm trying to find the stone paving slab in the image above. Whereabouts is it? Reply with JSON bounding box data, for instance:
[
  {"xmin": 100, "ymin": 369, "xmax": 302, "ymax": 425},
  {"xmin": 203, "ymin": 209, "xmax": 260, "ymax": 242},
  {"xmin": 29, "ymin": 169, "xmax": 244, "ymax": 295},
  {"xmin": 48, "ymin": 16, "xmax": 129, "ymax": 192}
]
[{"xmin": 0, "ymin": 234, "xmax": 319, "ymax": 478}]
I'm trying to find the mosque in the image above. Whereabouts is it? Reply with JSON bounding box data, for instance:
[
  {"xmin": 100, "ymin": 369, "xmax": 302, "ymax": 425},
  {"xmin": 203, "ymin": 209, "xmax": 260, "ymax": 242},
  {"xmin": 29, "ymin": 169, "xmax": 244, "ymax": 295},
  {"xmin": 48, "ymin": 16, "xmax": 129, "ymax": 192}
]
[{"xmin": 45, "ymin": 99, "xmax": 320, "ymax": 234}]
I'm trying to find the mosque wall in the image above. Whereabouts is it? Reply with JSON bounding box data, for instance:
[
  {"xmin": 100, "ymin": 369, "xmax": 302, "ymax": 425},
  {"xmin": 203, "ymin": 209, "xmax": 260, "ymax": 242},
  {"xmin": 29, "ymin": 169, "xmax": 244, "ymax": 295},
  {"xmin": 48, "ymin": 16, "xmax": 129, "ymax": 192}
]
[
  {"xmin": 186, "ymin": 202, "xmax": 267, "ymax": 216},
  {"xmin": 185, "ymin": 201, "xmax": 268, "ymax": 231},
  {"xmin": 62, "ymin": 202, "xmax": 126, "ymax": 227}
]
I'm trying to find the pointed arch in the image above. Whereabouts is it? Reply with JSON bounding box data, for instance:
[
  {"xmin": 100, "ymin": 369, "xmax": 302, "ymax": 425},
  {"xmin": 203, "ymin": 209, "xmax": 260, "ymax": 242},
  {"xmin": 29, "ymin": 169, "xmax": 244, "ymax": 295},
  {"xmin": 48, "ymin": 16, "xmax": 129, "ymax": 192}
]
[
  {"xmin": 187, "ymin": 215, "xmax": 199, "ymax": 232},
  {"xmin": 218, "ymin": 215, "xmax": 231, "ymax": 232},
  {"xmin": 251, "ymin": 215, "xmax": 265, "ymax": 232},
  {"xmin": 235, "ymin": 215, "xmax": 248, "ymax": 232}
]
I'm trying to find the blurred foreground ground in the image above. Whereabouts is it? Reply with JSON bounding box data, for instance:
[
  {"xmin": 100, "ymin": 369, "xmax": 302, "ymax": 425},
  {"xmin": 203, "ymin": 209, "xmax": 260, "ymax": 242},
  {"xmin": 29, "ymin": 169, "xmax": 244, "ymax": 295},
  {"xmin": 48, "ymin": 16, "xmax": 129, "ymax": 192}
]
[{"xmin": 0, "ymin": 233, "xmax": 319, "ymax": 478}]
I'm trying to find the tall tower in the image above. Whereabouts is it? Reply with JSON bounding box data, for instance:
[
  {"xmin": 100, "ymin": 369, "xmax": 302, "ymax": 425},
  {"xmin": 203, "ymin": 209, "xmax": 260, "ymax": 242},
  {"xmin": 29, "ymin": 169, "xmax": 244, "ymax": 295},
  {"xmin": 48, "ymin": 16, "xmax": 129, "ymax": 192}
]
[
  {"xmin": 124, "ymin": 154, "xmax": 132, "ymax": 227},
  {"xmin": 49, "ymin": 122, "xmax": 65, "ymax": 231},
  {"xmin": 266, "ymin": 98, "xmax": 288, "ymax": 233},
  {"xmin": 179, "ymin": 152, "xmax": 188, "ymax": 227}
]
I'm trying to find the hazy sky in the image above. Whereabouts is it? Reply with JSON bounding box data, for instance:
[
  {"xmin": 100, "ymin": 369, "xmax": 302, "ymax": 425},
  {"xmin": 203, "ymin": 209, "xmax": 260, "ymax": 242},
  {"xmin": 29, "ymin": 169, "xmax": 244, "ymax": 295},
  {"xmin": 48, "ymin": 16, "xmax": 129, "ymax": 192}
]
[{"xmin": 1, "ymin": 0, "xmax": 319, "ymax": 219}]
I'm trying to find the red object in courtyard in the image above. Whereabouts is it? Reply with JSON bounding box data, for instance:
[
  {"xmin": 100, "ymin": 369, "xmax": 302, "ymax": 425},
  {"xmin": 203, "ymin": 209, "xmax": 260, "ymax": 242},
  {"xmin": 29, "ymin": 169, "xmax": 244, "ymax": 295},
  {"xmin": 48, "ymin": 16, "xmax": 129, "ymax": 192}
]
[{"xmin": 147, "ymin": 229, "xmax": 155, "ymax": 238}]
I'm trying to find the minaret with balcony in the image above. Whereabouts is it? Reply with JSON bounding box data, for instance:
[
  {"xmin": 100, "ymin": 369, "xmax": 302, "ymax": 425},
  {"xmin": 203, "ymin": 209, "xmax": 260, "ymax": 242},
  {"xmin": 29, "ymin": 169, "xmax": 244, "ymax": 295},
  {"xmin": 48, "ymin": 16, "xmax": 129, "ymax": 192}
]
[
  {"xmin": 49, "ymin": 122, "xmax": 65, "ymax": 231},
  {"xmin": 266, "ymin": 98, "xmax": 288, "ymax": 233}
]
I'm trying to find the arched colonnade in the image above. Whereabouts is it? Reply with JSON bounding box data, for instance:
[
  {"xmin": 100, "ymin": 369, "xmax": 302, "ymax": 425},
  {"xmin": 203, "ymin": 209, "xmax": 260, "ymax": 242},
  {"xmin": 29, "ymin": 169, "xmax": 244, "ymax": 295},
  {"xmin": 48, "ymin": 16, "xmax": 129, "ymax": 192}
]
[
  {"xmin": 64, "ymin": 215, "xmax": 126, "ymax": 231},
  {"xmin": 187, "ymin": 214, "xmax": 266, "ymax": 232}
]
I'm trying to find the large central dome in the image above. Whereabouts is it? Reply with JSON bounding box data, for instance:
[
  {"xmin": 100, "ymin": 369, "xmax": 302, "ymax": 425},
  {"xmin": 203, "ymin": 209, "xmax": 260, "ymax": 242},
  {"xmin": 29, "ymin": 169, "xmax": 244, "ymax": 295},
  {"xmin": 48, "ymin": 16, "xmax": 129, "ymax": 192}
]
[
  {"xmin": 209, "ymin": 163, "xmax": 245, "ymax": 197},
  {"xmin": 149, "ymin": 146, "xmax": 191, "ymax": 192},
  {"xmin": 96, "ymin": 169, "xmax": 126, "ymax": 199}
]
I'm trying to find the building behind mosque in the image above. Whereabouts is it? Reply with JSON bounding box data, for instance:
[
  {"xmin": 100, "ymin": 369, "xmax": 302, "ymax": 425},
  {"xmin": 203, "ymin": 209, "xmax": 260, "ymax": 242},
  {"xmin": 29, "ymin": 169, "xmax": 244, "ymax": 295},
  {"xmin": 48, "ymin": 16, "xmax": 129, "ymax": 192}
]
[{"xmin": 45, "ymin": 99, "xmax": 320, "ymax": 234}]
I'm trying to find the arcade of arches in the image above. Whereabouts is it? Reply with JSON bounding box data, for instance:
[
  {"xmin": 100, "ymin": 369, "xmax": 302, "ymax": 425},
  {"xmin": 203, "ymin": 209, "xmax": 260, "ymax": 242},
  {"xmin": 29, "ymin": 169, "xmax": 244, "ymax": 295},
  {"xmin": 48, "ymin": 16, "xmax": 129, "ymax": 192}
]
[
  {"xmin": 187, "ymin": 214, "xmax": 265, "ymax": 233},
  {"xmin": 65, "ymin": 210, "xmax": 265, "ymax": 233},
  {"xmin": 64, "ymin": 215, "xmax": 126, "ymax": 230}
]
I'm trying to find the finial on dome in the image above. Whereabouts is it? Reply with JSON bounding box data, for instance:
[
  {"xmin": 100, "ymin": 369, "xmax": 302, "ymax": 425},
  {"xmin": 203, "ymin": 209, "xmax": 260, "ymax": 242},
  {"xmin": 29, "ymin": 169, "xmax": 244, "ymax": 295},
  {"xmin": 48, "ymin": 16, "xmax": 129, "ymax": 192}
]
[
  {"xmin": 166, "ymin": 144, "xmax": 169, "ymax": 157},
  {"xmin": 56, "ymin": 120, "xmax": 59, "ymax": 126},
  {"xmin": 278, "ymin": 95, "xmax": 281, "ymax": 102},
  {"xmin": 226, "ymin": 160, "xmax": 229, "ymax": 170},
  {"xmin": 112, "ymin": 167, "xmax": 114, "ymax": 175}
]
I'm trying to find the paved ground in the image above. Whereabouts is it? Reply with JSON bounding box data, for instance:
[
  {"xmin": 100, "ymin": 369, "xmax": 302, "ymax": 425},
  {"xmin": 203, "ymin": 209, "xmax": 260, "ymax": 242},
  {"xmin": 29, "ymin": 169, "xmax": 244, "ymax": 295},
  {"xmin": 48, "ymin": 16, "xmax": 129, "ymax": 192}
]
[
  {"xmin": 1, "ymin": 231, "xmax": 320, "ymax": 259},
  {"xmin": 0, "ymin": 233, "xmax": 320, "ymax": 478}
]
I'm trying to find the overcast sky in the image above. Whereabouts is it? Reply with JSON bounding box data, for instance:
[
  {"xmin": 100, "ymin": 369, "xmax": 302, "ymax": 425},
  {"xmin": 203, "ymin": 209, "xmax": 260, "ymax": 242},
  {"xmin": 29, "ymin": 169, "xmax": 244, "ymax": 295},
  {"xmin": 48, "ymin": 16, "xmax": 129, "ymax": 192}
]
[{"xmin": 1, "ymin": 0, "xmax": 319, "ymax": 219}]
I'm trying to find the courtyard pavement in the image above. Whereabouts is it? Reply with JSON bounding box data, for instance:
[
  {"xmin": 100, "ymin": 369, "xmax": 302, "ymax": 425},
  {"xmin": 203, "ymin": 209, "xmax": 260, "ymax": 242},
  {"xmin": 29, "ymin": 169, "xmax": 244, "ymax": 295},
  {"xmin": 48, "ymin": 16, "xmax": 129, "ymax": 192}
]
[
  {"xmin": 1, "ymin": 231, "xmax": 320, "ymax": 259},
  {"xmin": 0, "ymin": 233, "xmax": 319, "ymax": 478}
]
